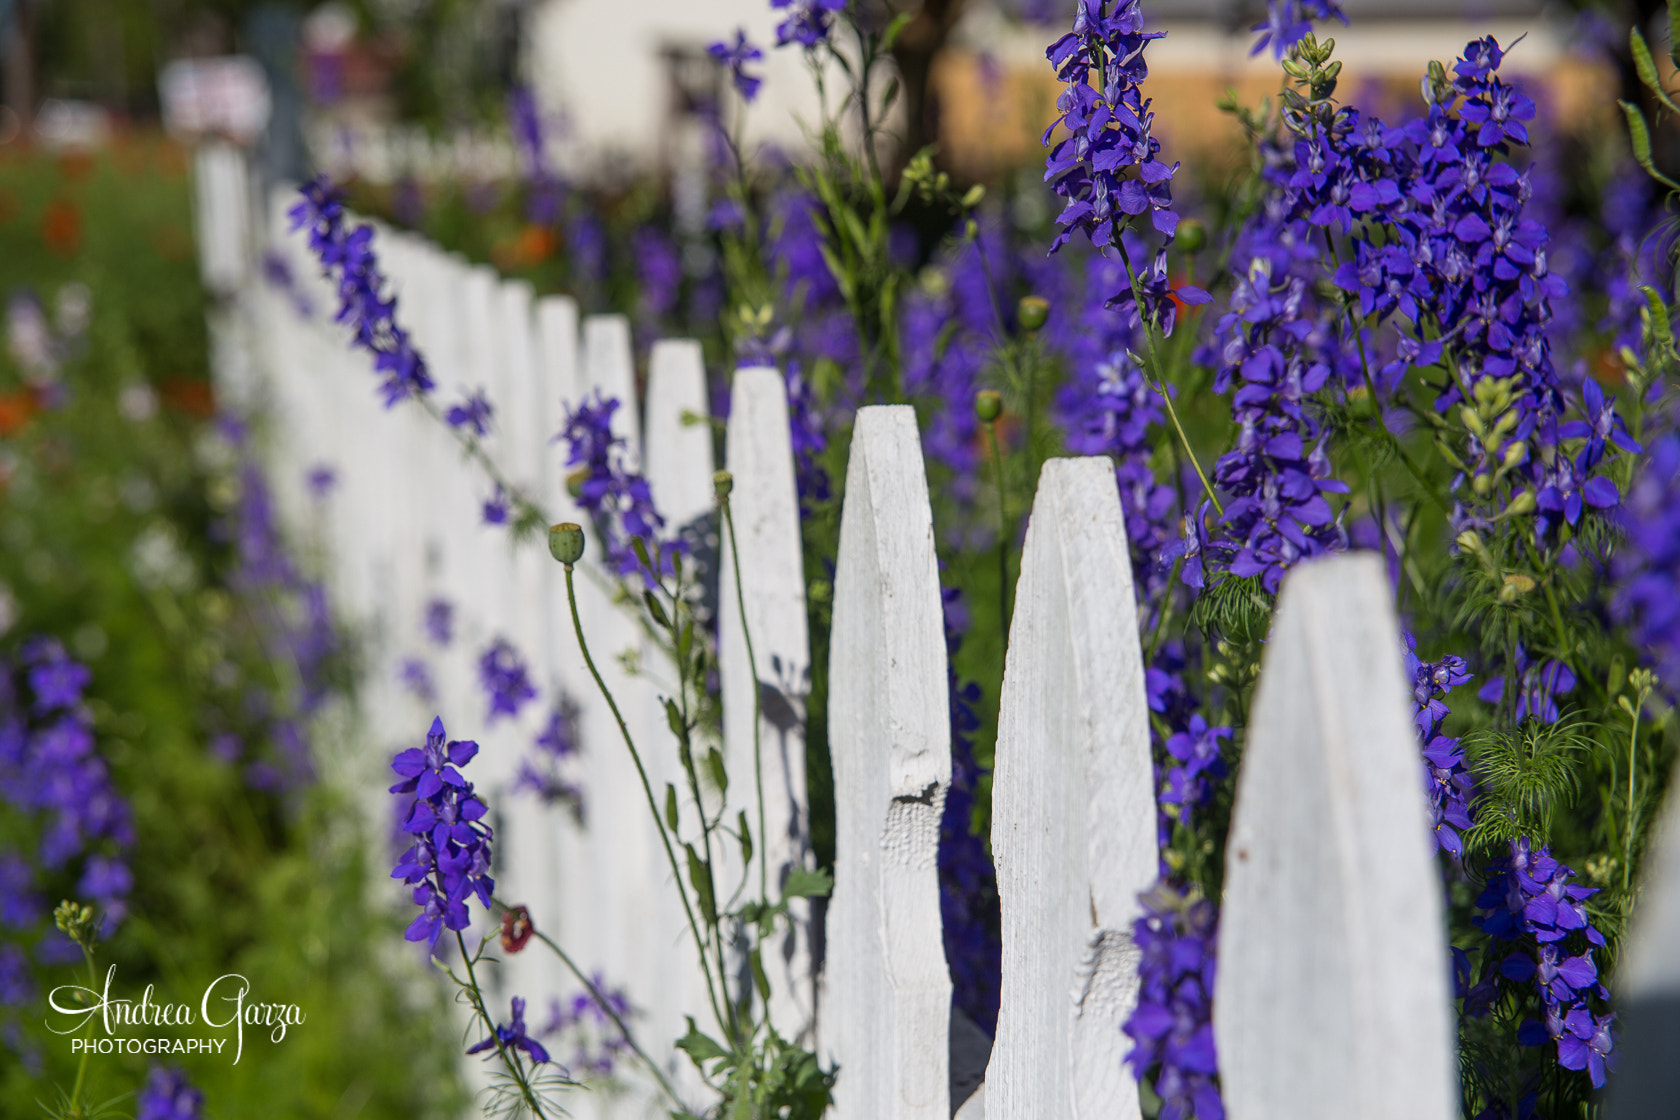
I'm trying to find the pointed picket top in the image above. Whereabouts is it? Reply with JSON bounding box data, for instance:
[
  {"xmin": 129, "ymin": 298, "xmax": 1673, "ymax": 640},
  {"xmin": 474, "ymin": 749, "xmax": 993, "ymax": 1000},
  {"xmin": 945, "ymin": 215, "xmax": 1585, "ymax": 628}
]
[
  {"xmin": 1606, "ymin": 781, "xmax": 1680, "ymax": 1117},
  {"xmin": 644, "ymin": 340, "xmax": 715, "ymax": 532},
  {"xmin": 985, "ymin": 457, "xmax": 1155, "ymax": 1120},
  {"xmin": 718, "ymin": 365, "xmax": 814, "ymax": 1042},
  {"xmin": 581, "ymin": 314, "xmax": 639, "ymax": 459},
  {"xmin": 826, "ymin": 405, "xmax": 951, "ymax": 1120},
  {"xmin": 1214, "ymin": 552, "xmax": 1454, "ymax": 1120}
]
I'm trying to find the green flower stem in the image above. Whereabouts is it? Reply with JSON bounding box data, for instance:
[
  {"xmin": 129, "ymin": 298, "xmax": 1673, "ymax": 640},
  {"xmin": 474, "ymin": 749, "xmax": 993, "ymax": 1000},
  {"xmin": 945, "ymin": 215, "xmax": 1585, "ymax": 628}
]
[
  {"xmin": 722, "ymin": 498, "xmax": 770, "ymax": 909},
  {"xmin": 1627, "ymin": 703, "xmax": 1641, "ymax": 895},
  {"xmin": 453, "ymin": 929, "xmax": 550, "ymax": 1120},
  {"xmin": 983, "ymin": 418, "xmax": 1011, "ymax": 632},
  {"xmin": 1116, "ymin": 242, "xmax": 1223, "ymax": 518},
  {"xmin": 560, "ymin": 562, "xmax": 730, "ymax": 1037},
  {"xmin": 498, "ymin": 898, "xmax": 685, "ymax": 1110}
]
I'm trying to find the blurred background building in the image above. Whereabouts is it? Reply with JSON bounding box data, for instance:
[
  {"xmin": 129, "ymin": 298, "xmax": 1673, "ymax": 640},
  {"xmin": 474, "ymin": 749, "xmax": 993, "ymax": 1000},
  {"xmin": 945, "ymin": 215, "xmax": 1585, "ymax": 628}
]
[{"xmin": 0, "ymin": 0, "xmax": 1656, "ymax": 183}]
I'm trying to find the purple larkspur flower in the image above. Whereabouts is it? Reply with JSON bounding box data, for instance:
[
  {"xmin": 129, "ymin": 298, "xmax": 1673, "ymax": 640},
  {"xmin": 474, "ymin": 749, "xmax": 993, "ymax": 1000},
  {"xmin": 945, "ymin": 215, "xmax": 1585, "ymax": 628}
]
[
  {"xmin": 1043, "ymin": 0, "xmax": 1209, "ymax": 328},
  {"xmin": 1476, "ymin": 645, "xmax": 1576, "ymax": 724},
  {"xmin": 479, "ymin": 639, "xmax": 537, "ymax": 724},
  {"xmin": 1251, "ymin": 0, "xmax": 1346, "ymax": 59},
  {"xmin": 399, "ymin": 658, "xmax": 436, "ymax": 704},
  {"xmin": 1614, "ymin": 434, "xmax": 1680, "ymax": 688},
  {"xmin": 424, "ymin": 598, "xmax": 454, "ymax": 647},
  {"xmin": 937, "ymin": 587, "xmax": 1001, "ymax": 1034},
  {"xmin": 709, "ymin": 30, "xmax": 765, "ymax": 102},
  {"xmin": 305, "ymin": 464, "xmax": 337, "ymax": 499},
  {"xmin": 289, "ymin": 177, "xmax": 435, "ymax": 407},
  {"xmin": 446, "ymin": 389, "xmax": 494, "ymax": 437},
  {"xmin": 771, "ymin": 0, "xmax": 846, "ymax": 49},
  {"xmin": 135, "ymin": 1066, "xmax": 204, "ymax": 1120},
  {"xmin": 390, "ymin": 717, "xmax": 495, "ymax": 947},
  {"xmin": 0, "ymin": 944, "xmax": 33, "ymax": 1007},
  {"xmin": 557, "ymin": 392, "xmax": 682, "ymax": 583},
  {"xmin": 539, "ymin": 976, "xmax": 636, "ymax": 1076},
  {"xmin": 468, "ymin": 996, "xmax": 552, "ymax": 1064},
  {"xmin": 1402, "ymin": 630, "xmax": 1475, "ymax": 857},
  {"xmin": 516, "ymin": 697, "xmax": 585, "ymax": 815},
  {"xmin": 1123, "ymin": 881, "xmax": 1223, "ymax": 1120},
  {"xmin": 1472, "ymin": 837, "xmax": 1615, "ymax": 1088}
]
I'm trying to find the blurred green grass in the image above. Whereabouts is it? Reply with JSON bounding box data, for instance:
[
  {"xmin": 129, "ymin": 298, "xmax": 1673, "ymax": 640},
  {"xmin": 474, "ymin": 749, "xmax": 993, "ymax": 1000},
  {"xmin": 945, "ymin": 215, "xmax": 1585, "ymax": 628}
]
[{"xmin": 0, "ymin": 138, "xmax": 467, "ymax": 1119}]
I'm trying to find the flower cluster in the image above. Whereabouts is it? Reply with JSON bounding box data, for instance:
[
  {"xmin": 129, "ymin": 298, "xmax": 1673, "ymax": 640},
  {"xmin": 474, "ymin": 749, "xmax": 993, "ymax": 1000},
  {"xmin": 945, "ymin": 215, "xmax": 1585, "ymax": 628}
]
[
  {"xmin": 467, "ymin": 996, "xmax": 551, "ymax": 1064},
  {"xmin": 390, "ymin": 718, "xmax": 495, "ymax": 948},
  {"xmin": 1403, "ymin": 630, "xmax": 1475, "ymax": 857},
  {"xmin": 480, "ymin": 638, "xmax": 538, "ymax": 724},
  {"xmin": 557, "ymin": 392, "xmax": 680, "ymax": 583},
  {"xmin": 289, "ymin": 178, "xmax": 435, "ymax": 407},
  {"xmin": 1613, "ymin": 433, "xmax": 1680, "ymax": 689},
  {"xmin": 1471, "ymin": 838, "xmax": 1615, "ymax": 1087},
  {"xmin": 1043, "ymin": 0, "xmax": 1207, "ymax": 327},
  {"xmin": 1208, "ymin": 256, "xmax": 1350, "ymax": 592},
  {"xmin": 1052, "ymin": 253, "xmax": 1179, "ymax": 598},
  {"xmin": 135, "ymin": 1065, "xmax": 205, "ymax": 1120},
  {"xmin": 936, "ymin": 587, "xmax": 1002, "ymax": 1035},
  {"xmin": 0, "ymin": 639, "xmax": 134, "ymax": 927},
  {"xmin": 1123, "ymin": 881, "xmax": 1223, "ymax": 1120},
  {"xmin": 445, "ymin": 390, "xmax": 493, "ymax": 438}
]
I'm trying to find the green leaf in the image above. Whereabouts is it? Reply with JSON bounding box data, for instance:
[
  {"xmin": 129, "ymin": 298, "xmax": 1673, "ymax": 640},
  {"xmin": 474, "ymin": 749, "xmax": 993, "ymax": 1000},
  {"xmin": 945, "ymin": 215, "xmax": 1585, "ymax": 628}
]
[
  {"xmin": 781, "ymin": 867, "xmax": 833, "ymax": 900},
  {"xmin": 1631, "ymin": 29, "xmax": 1680, "ymax": 113},
  {"xmin": 705, "ymin": 747, "xmax": 729, "ymax": 795},
  {"xmin": 1620, "ymin": 100, "xmax": 1680, "ymax": 191},
  {"xmin": 632, "ymin": 535, "xmax": 654, "ymax": 575},
  {"xmin": 675, "ymin": 1016, "xmax": 728, "ymax": 1063},
  {"xmin": 880, "ymin": 10, "xmax": 915, "ymax": 52},
  {"xmin": 749, "ymin": 946, "xmax": 771, "ymax": 1002},
  {"xmin": 643, "ymin": 589, "xmax": 671, "ymax": 629},
  {"xmin": 879, "ymin": 77, "xmax": 900, "ymax": 116},
  {"xmin": 686, "ymin": 844, "xmax": 717, "ymax": 925},
  {"xmin": 665, "ymin": 698, "xmax": 686, "ymax": 741},
  {"xmin": 1670, "ymin": 0, "xmax": 1680, "ymax": 67},
  {"xmin": 738, "ymin": 809, "xmax": 753, "ymax": 867},
  {"xmin": 665, "ymin": 782, "xmax": 680, "ymax": 832},
  {"xmin": 678, "ymin": 617, "xmax": 694, "ymax": 668}
]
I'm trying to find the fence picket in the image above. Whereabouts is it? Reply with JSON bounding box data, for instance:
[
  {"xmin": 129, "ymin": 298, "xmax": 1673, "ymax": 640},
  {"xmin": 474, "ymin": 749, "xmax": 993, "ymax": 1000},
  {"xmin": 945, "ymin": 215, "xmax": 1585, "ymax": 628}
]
[
  {"xmin": 1606, "ymin": 782, "xmax": 1680, "ymax": 1116},
  {"xmin": 985, "ymin": 457, "xmax": 1156, "ymax": 1120},
  {"xmin": 826, "ymin": 405, "xmax": 951, "ymax": 1120},
  {"xmin": 1214, "ymin": 552, "xmax": 1454, "ymax": 1120},
  {"xmin": 717, "ymin": 366, "xmax": 815, "ymax": 1044},
  {"xmin": 638, "ymin": 340, "xmax": 719, "ymax": 1107}
]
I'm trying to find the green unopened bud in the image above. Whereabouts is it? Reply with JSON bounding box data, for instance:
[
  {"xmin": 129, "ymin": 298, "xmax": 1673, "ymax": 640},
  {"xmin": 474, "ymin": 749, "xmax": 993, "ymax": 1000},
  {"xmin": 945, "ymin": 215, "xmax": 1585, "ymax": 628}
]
[
  {"xmin": 975, "ymin": 390, "xmax": 1003, "ymax": 424},
  {"xmin": 549, "ymin": 522, "xmax": 585, "ymax": 566},
  {"xmin": 713, "ymin": 470, "xmax": 734, "ymax": 500},
  {"xmin": 1472, "ymin": 472, "xmax": 1494, "ymax": 498},
  {"xmin": 565, "ymin": 468, "xmax": 588, "ymax": 500},
  {"xmin": 1456, "ymin": 529, "xmax": 1486, "ymax": 556},
  {"xmin": 1501, "ymin": 441, "xmax": 1528, "ymax": 470},
  {"xmin": 1017, "ymin": 295, "xmax": 1050, "ymax": 333},
  {"xmin": 54, "ymin": 899, "xmax": 99, "ymax": 951},
  {"xmin": 1175, "ymin": 219, "xmax": 1206, "ymax": 254},
  {"xmin": 1499, "ymin": 572, "xmax": 1537, "ymax": 602},
  {"xmin": 960, "ymin": 184, "xmax": 986, "ymax": 210},
  {"xmin": 1459, "ymin": 405, "xmax": 1486, "ymax": 437},
  {"xmin": 1501, "ymin": 490, "xmax": 1537, "ymax": 519}
]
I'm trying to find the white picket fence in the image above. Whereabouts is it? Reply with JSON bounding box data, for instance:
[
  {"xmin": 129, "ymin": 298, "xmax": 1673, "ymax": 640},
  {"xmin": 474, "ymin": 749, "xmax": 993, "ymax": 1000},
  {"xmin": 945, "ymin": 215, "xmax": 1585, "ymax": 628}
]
[{"xmin": 192, "ymin": 147, "xmax": 1680, "ymax": 1119}]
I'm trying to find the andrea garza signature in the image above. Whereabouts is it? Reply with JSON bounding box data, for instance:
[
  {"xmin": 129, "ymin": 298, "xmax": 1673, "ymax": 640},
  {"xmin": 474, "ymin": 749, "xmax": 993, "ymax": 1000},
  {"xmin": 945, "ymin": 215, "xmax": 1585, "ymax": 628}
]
[{"xmin": 46, "ymin": 966, "xmax": 305, "ymax": 1064}]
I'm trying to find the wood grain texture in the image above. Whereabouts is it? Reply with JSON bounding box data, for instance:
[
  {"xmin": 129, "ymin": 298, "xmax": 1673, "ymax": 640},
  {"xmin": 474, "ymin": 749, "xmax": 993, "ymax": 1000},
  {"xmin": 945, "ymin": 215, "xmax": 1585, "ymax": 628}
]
[
  {"xmin": 718, "ymin": 366, "xmax": 815, "ymax": 1043},
  {"xmin": 1214, "ymin": 552, "xmax": 1454, "ymax": 1120},
  {"xmin": 985, "ymin": 457, "xmax": 1155, "ymax": 1120},
  {"xmin": 826, "ymin": 405, "xmax": 952, "ymax": 1120}
]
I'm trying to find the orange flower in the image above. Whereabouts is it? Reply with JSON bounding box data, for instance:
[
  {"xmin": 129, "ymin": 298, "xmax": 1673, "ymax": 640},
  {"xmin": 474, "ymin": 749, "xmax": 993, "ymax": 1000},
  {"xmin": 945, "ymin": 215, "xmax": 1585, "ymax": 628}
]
[
  {"xmin": 0, "ymin": 391, "xmax": 35, "ymax": 436},
  {"xmin": 40, "ymin": 199, "xmax": 81, "ymax": 257},
  {"xmin": 160, "ymin": 378, "xmax": 215, "ymax": 418}
]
